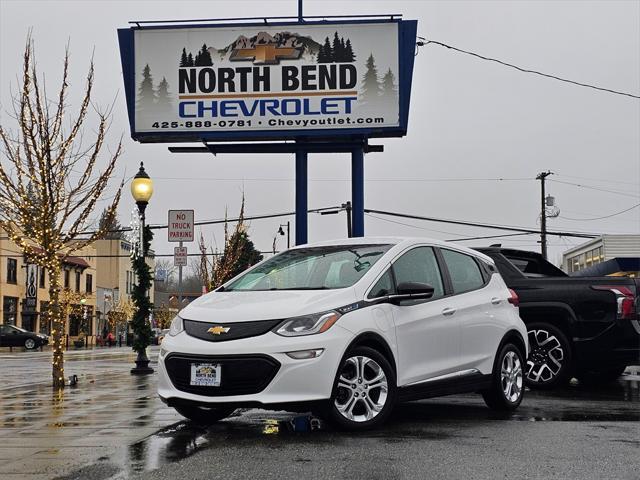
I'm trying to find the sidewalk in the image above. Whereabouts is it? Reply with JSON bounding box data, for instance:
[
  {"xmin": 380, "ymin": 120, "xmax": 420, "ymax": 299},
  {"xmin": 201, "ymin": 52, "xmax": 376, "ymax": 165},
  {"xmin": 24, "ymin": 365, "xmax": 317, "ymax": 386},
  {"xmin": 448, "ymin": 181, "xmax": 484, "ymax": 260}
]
[{"xmin": 0, "ymin": 346, "xmax": 182, "ymax": 479}]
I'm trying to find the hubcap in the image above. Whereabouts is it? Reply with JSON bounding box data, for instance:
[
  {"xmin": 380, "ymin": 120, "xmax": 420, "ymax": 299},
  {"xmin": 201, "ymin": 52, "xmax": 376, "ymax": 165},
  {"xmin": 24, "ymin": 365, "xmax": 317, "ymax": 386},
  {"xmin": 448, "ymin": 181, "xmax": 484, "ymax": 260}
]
[
  {"xmin": 25, "ymin": 339, "xmax": 35, "ymax": 349},
  {"xmin": 334, "ymin": 355, "xmax": 388, "ymax": 423},
  {"xmin": 526, "ymin": 329, "xmax": 564, "ymax": 383},
  {"xmin": 501, "ymin": 351, "xmax": 523, "ymax": 402}
]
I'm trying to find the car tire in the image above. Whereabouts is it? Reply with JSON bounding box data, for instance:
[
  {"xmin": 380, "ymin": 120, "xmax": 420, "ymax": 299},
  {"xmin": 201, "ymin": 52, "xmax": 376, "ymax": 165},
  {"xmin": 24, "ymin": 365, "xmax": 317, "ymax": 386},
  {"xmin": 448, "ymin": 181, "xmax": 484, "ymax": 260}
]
[
  {"xmin": 525, "ymin": 322, "xmax": 572, "ymax": 390},
  {"xmin": 24, "ymin": 338, "xmax": 36, "ymax": 350},
  {"xmin": 482, "ymin": 342, "xmax": 525, "ymax": 411},
  {"xmin": 325, "ymin": 346, "xmax": 396, "ymax": 431},
  {"xmin": 173, "ymin": 405, "xmax": 236, "ymax": 425},
  {"xmin": 577, "ymin": 365, "xmax": 626, "ymax": 386}
]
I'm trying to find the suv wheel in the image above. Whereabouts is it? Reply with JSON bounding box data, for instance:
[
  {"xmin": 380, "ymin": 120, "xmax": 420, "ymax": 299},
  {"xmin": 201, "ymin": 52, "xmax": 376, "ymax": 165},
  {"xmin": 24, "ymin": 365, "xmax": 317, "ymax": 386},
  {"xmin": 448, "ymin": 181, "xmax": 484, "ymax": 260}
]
[
  {"xmin": 525, "ymin": 322, "xmax": 572, "ymax": 389},
  {"xmin": 482, "ymin": 343, "xmax": 525, "ymax": 410},
  {"xmin": 174, "ymin": 405, "xmax": 235, "ymax": 425},
  {"xmin": 326, "ymin": 346, "xmax": 396, "ymax": 430}
]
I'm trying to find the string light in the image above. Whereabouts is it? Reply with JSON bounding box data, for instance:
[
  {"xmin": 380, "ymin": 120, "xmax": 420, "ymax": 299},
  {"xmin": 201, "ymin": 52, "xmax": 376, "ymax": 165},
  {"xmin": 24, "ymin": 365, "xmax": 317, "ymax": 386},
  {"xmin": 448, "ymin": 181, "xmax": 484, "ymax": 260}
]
[{"xmin": 0, "ymin": 37, "xmax": 124, "ymax": 389}]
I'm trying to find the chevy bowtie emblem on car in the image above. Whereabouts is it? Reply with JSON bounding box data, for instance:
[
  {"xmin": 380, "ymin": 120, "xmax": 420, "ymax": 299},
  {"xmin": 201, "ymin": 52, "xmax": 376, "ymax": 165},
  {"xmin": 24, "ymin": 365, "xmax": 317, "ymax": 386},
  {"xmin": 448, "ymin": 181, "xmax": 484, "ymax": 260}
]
[{"xmin": 207, "ymin": 326, "xmax": 230, "ymax": 335}]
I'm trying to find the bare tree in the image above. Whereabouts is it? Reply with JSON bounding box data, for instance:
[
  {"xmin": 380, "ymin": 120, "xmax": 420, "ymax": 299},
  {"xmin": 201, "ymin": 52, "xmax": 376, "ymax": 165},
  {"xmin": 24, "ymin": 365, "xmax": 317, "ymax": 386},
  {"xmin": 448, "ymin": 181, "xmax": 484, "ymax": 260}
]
[
  {"xmin": 0, "ymin": 37, "xmax": 123, "ymax": 388},
  {"xmin": 198, "ymin": 197, "xmax": 263, "ymax": 290}
]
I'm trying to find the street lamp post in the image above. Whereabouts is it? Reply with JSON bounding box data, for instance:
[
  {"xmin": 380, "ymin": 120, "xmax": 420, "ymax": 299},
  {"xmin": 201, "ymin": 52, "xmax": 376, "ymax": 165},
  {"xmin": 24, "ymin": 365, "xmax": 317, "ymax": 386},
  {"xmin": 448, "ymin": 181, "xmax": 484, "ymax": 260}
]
[
  {"xmin": 130, "ymin": 162, "xmax": 154, "ymax": 374},
  {"xmin": 277, "ymin": 221, "xmax": 290, "ymax": 249}
]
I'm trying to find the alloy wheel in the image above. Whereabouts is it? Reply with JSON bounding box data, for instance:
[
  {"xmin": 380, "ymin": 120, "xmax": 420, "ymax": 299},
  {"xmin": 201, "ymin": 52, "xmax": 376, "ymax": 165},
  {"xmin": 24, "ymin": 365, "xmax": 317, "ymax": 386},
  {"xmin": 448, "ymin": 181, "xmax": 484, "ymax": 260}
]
[
  {"xmin": 25, "ymin": 338, "xmax": 36, "ymax": 349},
  {"xmin": 501, "ymin": 351, "xmax": 523, "ymax": 402},
  {"xmin": 526, "ymin": 329, "xmax": 564, "ymax": 383},
  {"xmin": 334, "ymin": 355, "xmax": 388, "ymax": 423}
]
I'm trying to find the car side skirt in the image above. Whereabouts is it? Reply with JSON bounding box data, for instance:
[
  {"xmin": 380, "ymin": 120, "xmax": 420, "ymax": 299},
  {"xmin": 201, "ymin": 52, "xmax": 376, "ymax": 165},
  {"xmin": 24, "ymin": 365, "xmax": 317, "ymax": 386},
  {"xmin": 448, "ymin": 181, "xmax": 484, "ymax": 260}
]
[{"xmin": 397, "ymin": 371, "xmax": 492, "ymax": 402}]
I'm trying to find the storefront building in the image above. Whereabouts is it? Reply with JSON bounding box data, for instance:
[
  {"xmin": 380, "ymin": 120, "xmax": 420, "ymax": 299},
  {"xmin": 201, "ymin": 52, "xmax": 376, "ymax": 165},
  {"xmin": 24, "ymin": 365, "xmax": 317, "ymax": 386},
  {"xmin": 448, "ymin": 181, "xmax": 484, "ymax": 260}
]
[{"xmin": 562, "ymin": 235, "xmax": 640, "ymax": 277}]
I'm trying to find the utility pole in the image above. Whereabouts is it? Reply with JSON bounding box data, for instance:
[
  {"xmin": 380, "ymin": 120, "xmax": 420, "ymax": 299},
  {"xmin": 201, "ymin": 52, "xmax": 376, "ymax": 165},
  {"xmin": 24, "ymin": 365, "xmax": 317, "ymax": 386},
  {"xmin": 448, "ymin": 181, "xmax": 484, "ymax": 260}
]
[{"xmin": 536, "ymin": 171, "xmax": 553, "ymax": 260}]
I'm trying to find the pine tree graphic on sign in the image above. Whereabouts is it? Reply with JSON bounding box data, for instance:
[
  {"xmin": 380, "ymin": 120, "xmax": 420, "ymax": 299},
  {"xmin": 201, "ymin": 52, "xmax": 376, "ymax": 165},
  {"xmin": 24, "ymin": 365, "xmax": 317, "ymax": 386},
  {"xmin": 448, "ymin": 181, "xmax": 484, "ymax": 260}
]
[
  {"xmin": 137, "ymin": 64, "xmax": 156, "ymax": 112},
  {"xmin": 360, "ymin": 53, "xmax": 381, "ymax": 107}
]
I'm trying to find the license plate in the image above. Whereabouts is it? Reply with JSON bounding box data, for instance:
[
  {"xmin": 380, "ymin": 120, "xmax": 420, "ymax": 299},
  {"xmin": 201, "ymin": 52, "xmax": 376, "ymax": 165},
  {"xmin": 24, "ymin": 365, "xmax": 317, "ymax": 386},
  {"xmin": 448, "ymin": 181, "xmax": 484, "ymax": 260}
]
[{"xmin": 190, "ymin": 363, "xmax": 221, "ymax": 387}]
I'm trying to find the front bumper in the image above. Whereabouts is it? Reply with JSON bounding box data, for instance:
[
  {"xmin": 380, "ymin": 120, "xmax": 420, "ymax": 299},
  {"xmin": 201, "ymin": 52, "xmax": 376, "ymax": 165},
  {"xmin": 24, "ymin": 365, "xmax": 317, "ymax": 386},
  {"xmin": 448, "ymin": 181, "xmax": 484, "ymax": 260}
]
[{"xmin": 158, "ymin": 325, "xmax": 352, "ymax": 405}]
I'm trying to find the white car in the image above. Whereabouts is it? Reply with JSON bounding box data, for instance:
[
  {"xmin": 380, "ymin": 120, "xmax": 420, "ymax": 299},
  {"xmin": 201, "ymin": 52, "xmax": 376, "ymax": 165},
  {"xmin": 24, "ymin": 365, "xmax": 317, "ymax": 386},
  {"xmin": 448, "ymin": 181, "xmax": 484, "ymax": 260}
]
[{"xmin": 158, "ymin": 237, "xmax": 527, "ymax": 430}]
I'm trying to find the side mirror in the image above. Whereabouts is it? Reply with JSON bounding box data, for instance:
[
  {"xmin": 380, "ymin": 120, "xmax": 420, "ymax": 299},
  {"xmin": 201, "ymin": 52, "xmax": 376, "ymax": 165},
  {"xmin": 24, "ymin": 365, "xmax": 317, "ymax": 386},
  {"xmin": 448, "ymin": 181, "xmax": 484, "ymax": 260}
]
[{"xmin": 392, "ymin": 282, "xmax": 435, "ymax": 303}]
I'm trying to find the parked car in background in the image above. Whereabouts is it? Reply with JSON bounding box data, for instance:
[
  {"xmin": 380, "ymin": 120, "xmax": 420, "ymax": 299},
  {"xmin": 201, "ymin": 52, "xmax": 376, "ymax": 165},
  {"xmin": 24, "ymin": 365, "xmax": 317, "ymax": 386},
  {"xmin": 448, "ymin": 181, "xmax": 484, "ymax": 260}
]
[
  {"xmin": 158, "ymin": 237, "xmax": 527, "ymax": 430},
  {"xmin": 0, "ymin": 324, "xmax": 49, "ymax": 350},
  {"xmin": 475, "ymin": 246, "xmax": 640, "ymax": 389}
]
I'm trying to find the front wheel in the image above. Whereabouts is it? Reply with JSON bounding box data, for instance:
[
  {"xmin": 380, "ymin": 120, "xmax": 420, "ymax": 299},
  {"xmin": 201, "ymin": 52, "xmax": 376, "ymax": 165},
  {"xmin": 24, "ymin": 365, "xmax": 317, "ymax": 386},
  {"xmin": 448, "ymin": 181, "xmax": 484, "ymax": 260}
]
[
  {"xmin": 525, "ymin": 322, "xmax": 572, "ymax": 389},
  {"xmin": 24, "ymin": 338, "xmax": 36, "ymax": 350},
  {"xmin": 325, "ymin": 346, "xmax": 396, "ymax": 430},
  {"xmin": 173, "ymin": 404, "xmax": 235, "ymax": 425},
  {"xmin": 482, "ymin": 343, "xmax": 525, "ymax": 411}
]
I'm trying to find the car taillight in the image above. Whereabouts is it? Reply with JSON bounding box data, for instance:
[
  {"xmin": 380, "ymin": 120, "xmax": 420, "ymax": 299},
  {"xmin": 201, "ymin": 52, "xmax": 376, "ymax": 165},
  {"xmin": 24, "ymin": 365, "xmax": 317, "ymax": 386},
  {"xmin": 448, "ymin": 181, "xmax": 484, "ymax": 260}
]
[
  {"xmin": 592, "ymin": 285, "xmax": 637, "ymax": 320},
  {"xmin": 507, "ymin": 288, "xmax": 519, "ymax": 307}
]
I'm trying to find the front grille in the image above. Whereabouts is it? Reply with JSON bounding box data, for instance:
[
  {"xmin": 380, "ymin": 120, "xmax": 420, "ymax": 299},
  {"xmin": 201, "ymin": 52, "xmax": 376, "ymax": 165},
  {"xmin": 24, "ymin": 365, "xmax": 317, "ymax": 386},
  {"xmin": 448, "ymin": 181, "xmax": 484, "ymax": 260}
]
[
  {"xmin": 165, "ymin": 353, "xmax": 280, "ymax": 396},
  {"xmin": 184, "ymin": 318, "xmax": 282, "ymax": 342}
]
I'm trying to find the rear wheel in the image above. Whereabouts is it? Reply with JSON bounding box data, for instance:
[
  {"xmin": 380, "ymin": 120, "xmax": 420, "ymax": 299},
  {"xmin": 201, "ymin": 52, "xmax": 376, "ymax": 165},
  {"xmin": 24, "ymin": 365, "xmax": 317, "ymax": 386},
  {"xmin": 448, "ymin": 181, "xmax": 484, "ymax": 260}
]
[
  {"xmin": 525, "ymin": 322, "xmax": 572, "ymax": 389},
  {"xmin": 174, "ymin": 404, "xmax": 235, "ymax": 425},
  {"xmin": 577, "ymin": 365, "xmax": 626, "ymax": 386},
  {"xmin": 482, "ymin": 343, "xmax": 525, "ymax": 411},
  {"xmin": 326, "ymin": 346, "xmax": 396, "ymax": 430}
]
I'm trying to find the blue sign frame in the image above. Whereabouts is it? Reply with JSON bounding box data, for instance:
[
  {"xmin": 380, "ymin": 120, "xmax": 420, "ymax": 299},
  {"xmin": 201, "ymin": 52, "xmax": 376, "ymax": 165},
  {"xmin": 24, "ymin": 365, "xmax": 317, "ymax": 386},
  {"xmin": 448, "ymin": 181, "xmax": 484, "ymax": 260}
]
[{"xmin": 118, "ymin": 18, "xmax": 417, "ymax": 143}]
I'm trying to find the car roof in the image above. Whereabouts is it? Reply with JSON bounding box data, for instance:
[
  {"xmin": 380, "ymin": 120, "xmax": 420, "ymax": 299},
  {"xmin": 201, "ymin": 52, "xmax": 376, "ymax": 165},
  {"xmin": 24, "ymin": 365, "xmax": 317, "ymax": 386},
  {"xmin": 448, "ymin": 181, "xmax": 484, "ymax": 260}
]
[{"xmin": 291, "ymin": 237, "xmax": 495, "ymax": 263}]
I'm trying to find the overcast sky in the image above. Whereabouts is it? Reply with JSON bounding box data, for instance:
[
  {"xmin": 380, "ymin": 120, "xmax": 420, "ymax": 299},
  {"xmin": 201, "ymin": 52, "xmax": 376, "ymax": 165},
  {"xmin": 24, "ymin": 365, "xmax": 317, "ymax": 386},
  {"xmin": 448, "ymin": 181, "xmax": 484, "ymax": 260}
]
[{"xmin": 1, "ymin": 0, "xmax": 638, "ymax": 270}]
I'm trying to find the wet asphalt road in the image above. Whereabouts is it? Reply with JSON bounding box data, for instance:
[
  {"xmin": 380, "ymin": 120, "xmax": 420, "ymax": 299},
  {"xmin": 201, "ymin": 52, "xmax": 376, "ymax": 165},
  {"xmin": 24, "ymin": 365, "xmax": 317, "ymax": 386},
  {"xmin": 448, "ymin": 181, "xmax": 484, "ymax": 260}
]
[
  {"xmin": 1, "ymin": 348, "xmax": 638, "ymax": 480},
  {"xmin": 73, "ymin": 376, "xmax": 640, "ymax": 480}
]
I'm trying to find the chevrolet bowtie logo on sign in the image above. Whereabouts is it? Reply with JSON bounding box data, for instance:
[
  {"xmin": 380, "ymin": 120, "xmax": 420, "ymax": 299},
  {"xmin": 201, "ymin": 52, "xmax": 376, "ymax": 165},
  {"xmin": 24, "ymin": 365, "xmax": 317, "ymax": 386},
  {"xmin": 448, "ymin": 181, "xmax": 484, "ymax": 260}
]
[
  {"xmin": 230, "ymin": 44, "xmax": 302, "ymax": 65},
  {"xmin": 207, "ymin": 326, "xmax": 231, "ymax": 335}
]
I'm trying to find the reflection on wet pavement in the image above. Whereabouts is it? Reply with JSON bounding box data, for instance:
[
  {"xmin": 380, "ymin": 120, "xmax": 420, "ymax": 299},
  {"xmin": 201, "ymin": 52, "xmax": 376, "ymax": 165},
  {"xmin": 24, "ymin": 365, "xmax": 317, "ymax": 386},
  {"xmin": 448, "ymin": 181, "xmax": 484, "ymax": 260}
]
[
  {"xmin": 112, "ymin": 373, "xmax": 640, "ymax": 478},
  {"xmin": 0, "ymin": 346, "xmax": 638, "ymax": 479}
]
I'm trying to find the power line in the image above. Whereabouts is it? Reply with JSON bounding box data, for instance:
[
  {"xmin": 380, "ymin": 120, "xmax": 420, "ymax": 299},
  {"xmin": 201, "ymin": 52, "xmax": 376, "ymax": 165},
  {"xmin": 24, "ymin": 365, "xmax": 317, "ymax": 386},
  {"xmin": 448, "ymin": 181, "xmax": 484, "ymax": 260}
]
[
  {"xmin": 560, "ymin": 203, "xmax": 640, "ymax": 221},
  {"xmin": 364, "ymin": 208, "xmax": 599, "ymax": 238},
  {"xmin": 152, "ymin": 176, "xmax": 533, "ymax": 183},
  {"xmin": 556, "ymin": 174, "xmax": 640, "ymax": 188},
  {"xmin": 549, "ymin": 179, "xmax": 640, "ymax": 199},
  {"xmin": 419, "ymin": 39, "xmax": 640, "ymax": 100}
]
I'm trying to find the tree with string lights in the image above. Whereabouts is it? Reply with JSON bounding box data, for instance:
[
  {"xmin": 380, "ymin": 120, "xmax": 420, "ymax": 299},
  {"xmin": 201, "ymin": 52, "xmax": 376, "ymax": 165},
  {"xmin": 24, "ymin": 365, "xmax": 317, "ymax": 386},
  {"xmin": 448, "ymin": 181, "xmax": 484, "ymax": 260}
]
[{"xmin": 0, "ymin": 37, "xmax": 123, "ymax": 389}]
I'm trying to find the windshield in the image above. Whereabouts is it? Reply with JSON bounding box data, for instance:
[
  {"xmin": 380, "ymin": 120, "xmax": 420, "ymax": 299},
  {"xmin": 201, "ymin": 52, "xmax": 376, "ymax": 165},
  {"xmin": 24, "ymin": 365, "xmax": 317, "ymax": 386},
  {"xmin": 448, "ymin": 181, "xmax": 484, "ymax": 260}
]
[{"xmin": 225, "ymin": 244, "xmax": 392, "ymax": 291}]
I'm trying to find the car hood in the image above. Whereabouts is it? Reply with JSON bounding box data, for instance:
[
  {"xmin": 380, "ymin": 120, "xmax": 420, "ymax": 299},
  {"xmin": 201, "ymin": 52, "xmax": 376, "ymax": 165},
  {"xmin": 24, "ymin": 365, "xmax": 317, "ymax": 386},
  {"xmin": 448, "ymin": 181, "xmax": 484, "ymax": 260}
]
[{"xmin": 179, "ymin": 288, "xmax": 359, "ymax": 323}]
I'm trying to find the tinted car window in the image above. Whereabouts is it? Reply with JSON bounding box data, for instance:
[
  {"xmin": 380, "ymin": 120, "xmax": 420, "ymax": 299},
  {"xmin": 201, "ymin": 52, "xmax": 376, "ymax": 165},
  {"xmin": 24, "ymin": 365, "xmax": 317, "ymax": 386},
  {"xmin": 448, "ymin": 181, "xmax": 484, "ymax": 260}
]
[
  {"xmin": 442, "ymin": 249, "xmax": 484, "ymax": 294},
  {"xmin": 368, "ymin": 269, "xmax": 396, "ymax": 299},
  {"xmin": 392, "ymin": 247, "xmax": 444, "ymax": 299}
]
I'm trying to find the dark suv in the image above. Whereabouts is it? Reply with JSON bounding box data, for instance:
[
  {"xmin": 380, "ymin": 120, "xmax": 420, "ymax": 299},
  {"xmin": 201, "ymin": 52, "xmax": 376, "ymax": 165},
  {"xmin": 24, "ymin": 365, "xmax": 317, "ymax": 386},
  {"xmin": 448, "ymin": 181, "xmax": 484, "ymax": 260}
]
[{"xmin": 475, "ymin": 247, "xmax": 640, "ymax": 389}]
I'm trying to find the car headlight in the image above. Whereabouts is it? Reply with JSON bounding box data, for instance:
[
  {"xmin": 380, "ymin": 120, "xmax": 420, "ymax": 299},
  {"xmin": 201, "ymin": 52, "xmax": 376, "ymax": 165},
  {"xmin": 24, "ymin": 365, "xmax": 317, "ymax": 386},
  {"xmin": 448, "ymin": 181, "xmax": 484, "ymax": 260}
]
[
  {"xmin": 168, "ymin": 315, "xmax": 184, "ymax": 336},
  {"xmin": 275, "ymin": 311, "xmax": 341, "ymax": 337}
]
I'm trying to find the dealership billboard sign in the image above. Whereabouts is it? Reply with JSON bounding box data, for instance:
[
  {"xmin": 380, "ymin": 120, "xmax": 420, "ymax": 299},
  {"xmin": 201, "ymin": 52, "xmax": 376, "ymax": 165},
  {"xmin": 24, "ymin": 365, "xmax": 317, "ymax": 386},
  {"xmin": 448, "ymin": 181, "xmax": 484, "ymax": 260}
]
[{"xmin": 118, "ymin": 19, "xmax": 417, "ymax": 142}]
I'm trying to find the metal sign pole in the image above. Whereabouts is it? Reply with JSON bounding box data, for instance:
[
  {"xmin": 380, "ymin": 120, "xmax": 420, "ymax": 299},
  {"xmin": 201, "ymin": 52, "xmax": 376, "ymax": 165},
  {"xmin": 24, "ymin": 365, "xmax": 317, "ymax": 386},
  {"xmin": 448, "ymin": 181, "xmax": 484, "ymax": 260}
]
[
  {"xmin": 295, "ymin": 148, "xmax": 308, "ymax": 245},
  {"xmin": 351, "ymin": 146, "xmax": 365, "ymax": 237},
  {"xmin": 178, "ymin": 241, "xmax": 183, "ymax": 306}
]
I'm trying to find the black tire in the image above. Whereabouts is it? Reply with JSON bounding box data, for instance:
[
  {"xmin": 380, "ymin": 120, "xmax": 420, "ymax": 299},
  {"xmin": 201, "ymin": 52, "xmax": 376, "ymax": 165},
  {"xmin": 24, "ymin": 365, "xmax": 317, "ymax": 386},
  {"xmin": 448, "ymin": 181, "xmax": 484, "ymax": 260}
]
[
  {"xmin": 482, "ymin": 342, "xmax": 525, "ymax": 411},
  {"xmin": 577, "ymin": 365, "xmax": 626, "ymax": 386},
  {"xmin": 525, "ymin": 322, "xmax": 572, "ymax": 390},
  {"xmin": 24, "ymin": 338, "xmax": 37, "ymax": 350},
  {"xmin": 173, "ymin": 404, "xmax": 235, "ymax": 425},
  {"xmin": 325, "ymin": 346, "xmax": 396, "ymax": 431}
]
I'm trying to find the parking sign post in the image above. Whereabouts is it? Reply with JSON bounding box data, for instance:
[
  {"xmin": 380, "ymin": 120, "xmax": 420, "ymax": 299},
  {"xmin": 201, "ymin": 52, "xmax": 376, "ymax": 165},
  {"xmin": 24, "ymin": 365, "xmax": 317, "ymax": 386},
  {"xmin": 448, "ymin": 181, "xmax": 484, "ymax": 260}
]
[{"xmin": 169, "ymin": 210, "xmax": 195, "ymax": 308}]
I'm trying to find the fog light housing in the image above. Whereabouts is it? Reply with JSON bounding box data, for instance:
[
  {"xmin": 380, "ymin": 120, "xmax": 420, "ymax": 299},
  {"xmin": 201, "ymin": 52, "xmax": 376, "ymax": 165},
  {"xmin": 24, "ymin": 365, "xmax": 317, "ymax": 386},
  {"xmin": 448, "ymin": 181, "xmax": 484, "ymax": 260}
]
[{"xmin": 286, "ymin": 348, "xmax": 325, "ymax": 360}]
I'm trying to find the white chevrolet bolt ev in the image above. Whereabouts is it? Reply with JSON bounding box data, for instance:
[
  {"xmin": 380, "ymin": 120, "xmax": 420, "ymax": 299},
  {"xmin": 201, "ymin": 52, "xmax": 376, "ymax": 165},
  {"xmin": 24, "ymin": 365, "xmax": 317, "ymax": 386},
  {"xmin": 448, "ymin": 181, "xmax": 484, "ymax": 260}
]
[{"xmin": 158, "ymin": 237, "xmax": 528, "ymax": 430}]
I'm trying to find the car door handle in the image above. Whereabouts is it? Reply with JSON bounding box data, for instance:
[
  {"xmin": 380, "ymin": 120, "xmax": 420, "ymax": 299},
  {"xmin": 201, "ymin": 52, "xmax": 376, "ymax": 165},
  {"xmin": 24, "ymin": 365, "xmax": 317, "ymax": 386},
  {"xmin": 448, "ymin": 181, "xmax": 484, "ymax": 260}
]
[
  {"xmin": 442, "ymin": 307, "xmax": 456, "ymax": 316},
  {"xmin": 491, "ymin": 297, "xmax": 502, "ymax": 305}
]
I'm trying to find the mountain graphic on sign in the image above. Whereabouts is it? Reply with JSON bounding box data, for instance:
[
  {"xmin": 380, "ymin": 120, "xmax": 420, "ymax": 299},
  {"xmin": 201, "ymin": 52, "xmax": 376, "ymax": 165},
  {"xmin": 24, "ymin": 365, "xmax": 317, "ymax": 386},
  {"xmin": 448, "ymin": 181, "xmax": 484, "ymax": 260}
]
[{"xmin": 207, "ymin": 31, "xmax": 322, "ymax": 63}]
